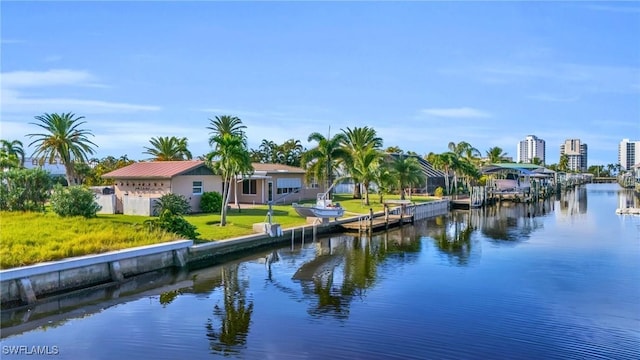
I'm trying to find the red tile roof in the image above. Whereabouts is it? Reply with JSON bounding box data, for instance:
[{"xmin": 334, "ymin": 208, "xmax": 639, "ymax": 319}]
[
  {"xmin": 102, "ymin": 161, "xmax": 306, "ymax": 179},
  {"xmin": 103, "ymin": 161, "xmax": 207, "ymax": 179},
  {"xmin": 252, "ymin": 163, "xmax": 305, "ymax": 173}
]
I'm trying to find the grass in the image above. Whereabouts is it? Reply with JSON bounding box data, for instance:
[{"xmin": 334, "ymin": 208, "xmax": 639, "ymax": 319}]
[
  {"xmin": 0, "ymin": 194, "xmax": 438, "ymax": 269},
  {"xmin": 0, "ymin": 211, "xmax": 179, "ymax": 269}
]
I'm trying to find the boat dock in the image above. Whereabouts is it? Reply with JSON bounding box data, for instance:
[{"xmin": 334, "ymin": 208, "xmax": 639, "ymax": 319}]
[
  {"xmin": 340, "ymin": 213, "xmax": 414, "ymax": 232},
  {"xmin": 339, "ymin": 199, "xmax": 449, "ymax": 232}
]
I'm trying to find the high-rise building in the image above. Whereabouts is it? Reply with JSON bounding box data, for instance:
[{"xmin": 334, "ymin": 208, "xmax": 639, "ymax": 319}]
[
  {"xmin": 517, "ymin": 135, "xmax": 546, "ymax": 164},
  {"xmin": 560, "ymin": 139, "xmax": 588, "ymax": 172},
  {"xmin": 618, "ymin": 138, "xmax": 640, "ymax": 171}
]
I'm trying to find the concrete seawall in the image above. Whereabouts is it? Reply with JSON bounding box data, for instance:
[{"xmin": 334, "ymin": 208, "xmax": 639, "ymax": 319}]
[
  {"xmin": 1, "ymin": 240, "xmax": 192, "ymax": 307},
  {"xmin": 1, "ymin": 200, "xmax": 449, "ymax": 309}
]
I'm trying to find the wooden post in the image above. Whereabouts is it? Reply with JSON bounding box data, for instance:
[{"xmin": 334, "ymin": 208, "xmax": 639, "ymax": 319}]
[
  {"xmin": 384, "ymin": 204, "xmax": 389, "ymax": 229},
  {"xmin": 369, "ymin": 208, "xmax": 374, "ymax": 230}
]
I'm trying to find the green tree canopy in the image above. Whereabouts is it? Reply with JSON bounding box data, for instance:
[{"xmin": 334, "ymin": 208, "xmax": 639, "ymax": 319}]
[{"xmin": 27, "ymin": 112, "xmax": 97, "ymax": 186}]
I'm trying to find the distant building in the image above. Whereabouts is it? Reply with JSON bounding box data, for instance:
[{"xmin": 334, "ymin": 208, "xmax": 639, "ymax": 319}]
[
  {"xmin": 517, "ymin": 135, "xmax": 546, "ymax": 164},
  {"xmin": 23, "ymin": 157, "xmax": 66, "ymax": 177},
  {"xmin": 618, "ymin": 138, "xmax": 640, "ymax": 171},
  {"xmin": 560, "ymin": 139, "xmax": 588, "ymax": 172}
]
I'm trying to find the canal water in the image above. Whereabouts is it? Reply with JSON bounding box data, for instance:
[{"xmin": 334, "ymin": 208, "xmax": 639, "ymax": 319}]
[{"xmin": 1, "ymin": 184, "xmax": 639, "ymax": 359}]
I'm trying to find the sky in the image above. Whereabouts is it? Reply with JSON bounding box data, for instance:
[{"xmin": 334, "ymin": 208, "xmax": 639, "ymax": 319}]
[{"xmin": 1, "ymin": 1, "xmax": 639, "ymax": 166}]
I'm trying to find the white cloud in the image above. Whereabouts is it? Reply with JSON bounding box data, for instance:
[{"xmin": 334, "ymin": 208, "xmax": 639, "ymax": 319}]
[
  {"xmin": 1, "ymin": 69, "xmax": 162, "ymax": 115},
  {"xmin": 2, "ymin": 91, "xmax": 161, "ymax": 114},
  {"xmin": 469, "ymin": 62, "xmax": 640, "ymax": 94},
  {"xmin": 420, "ymin": 107, "xmax": 492, "ymax": 118},
  {"xmin": 527, "ymin": 94, "xmax": 580, "ymax": 103},
  {"xmin": 586, "ymin": 5, "xmax": 640, "ymax": 14},
  {"xmin": 1, "ymin": 69, "xmax": 101, "ymax": 88}
]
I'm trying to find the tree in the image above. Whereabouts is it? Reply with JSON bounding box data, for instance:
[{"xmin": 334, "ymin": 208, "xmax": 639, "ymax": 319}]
[
  {"xmin": 0, "ymin": 168, "xmax": 52, "ymax": 211},
  {"xmin": 372, "ymin": 159, "xmax": 395, "ymax": 203},
  {"xmin": 485, "ymin": 146, "xmax": 508, "ymax": 164},
  {"xmin": 427, "ymin": 152, "xmax": 457, "ymax": 195},
  {"xmin": 279, "ymin": 139, "xmax": 304, "ymax": 167},
  {"xmin": 341, "ymin": 126, "xmax": 383, "ymax": 199},
  {"xmin": 1, "ymin": 139, "xmax": 25, "ymax": 168},
  {"xmin": 207, "ymin": 115, "xmax": 247, "ymax": 148},
  {"xmin": 300, "ymin": 131, "xmax": 348, "ymax": 196},
  {"xmin": 558, "ymin": 154, "xmax": 569, "ymax": 172},
  {"xmin": 143, "ymin": 136, "xmax": 192, "ymax": 161},
  {"xmin": 344, "ymin": 146, "xmax": 384, "ymax": 205},
  {"xmin": 27, "ymin": 112, "xmax": 97, "ymax": 186},
  {"xmin": 206, "ymin": 134, "xmax": 253, "ymax": 226},
  {"xmin": 84, "ymin": 155, "xmax": 135, "ymax": 186},
  {"xmin": 389, "ymin": 154, "xmax": 424, "ymax": 200}
]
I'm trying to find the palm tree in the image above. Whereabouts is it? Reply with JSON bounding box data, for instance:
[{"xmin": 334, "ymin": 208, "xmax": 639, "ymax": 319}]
[
  {"xmin": 485, "ymin": 146, "xmax": 508, "ymax": 164},
  {"xmin": 341, "ymin": 126, "xmax": 383, "ymax": 199},
  {"xmin": 448, "ymin": 141, "xmax": 480, "ymax": 193},
  {"xmin": 207, "ymin": 115, "xmax": 247, "ymax": 148},
  {"xmin": 1, "ymin": 139, "xmax": 25, "ymax": 167},
  {"xmin": 389, "ymin": 154, "xmax": 424, "ymax": 200},
  {"xmin": 300, "ymin": 131, "xmax": 348, "ymax": 196},
  {"xmin": 427, "ymin": 152, "xmax": 457, "ymax": 195},
  {"xmin": 558, "ymin": 154, "xmax": 569, "ymax": 172},
  {"xmin": 346, "ymin": 146, "xmax": 385, "ymax": 205},
  {"xmin": 372, "ymin": 160, "xmax": 395, "ymax": 203},
  {"xmin": 27, "ymin": 112, "xmax": 97, "ymax": 185},
  {"xmin": 143, "ymin": 136, "xmax": 193, "ymax": 161},
  {"xmin": 279, "ymin": 139, "xmax": 304, "ymax": 167},
  {"xmin": 206, "ymin": 134, "xmax": 253, "ymax": 226}
]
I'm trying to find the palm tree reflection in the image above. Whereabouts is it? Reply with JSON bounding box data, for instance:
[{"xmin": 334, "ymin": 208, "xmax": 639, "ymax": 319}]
[
  {"xmin": 292, "ymin": 230, "xmax": 421, "ymax": 319},
  {"xmin": 424, "ymin": 212, "xmax": 476, "ymax": 266},
  {"xmin": 206, "ymin": 264, "xmax": 253, "ymax": 356}
]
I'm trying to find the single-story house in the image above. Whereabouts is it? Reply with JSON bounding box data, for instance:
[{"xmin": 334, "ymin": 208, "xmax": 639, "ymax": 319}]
[
  {"xmin": 102, "ymin": 161, "xmax": 323, "ymax": 215},
  {"xmin": 102, "ymin": 160, "xmax": 222, "ymax": 215},
  {"xmin": 231, "ymin": 163, "xmax": 324, "ymax": 205}
]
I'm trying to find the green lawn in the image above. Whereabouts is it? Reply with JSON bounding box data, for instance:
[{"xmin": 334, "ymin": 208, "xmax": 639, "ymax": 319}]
[{"xmin": 0, "ymin": 194, "xmax": 437, "ymax": 269}]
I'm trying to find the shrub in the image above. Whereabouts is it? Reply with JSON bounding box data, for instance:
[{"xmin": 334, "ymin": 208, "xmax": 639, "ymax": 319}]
[
  {"xmin": 200, "ymin": 191, "xmax": 222, "ymax": 213},
  {"xmin": 145, "ymin": 210, "xmax": 199, "ymax": 239},
  {"xmin": 50, "ymin": 184, "xmax": 102, "ymax": 218},
  {"xmin": 0, "ymin": 168, "xmax": 52, "ymax": 212},
  {"xmin": 154, "ymin": 193, "xmax": 191, "ymax": 216},
  {"xmin": 434, "ymin": 187, "xmax": 444, "ymax": 197}
]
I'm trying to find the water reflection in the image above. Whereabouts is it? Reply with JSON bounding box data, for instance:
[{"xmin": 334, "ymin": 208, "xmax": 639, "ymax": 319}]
[
  {"xmin": 560, "ymin": 186, "xmax": 587, "ymax": 215},
  {"xmin": 618, "ymin": 189, "xmax": 640, "ymax": 209},
  {"xmin": 421, "ymin": 211, "xmax": 477, "ymax": 266},
  {"xmin": 205, "ymin": 264, "xmax": 254, "ymax": 356},
  {"xmin": 288, "ymin": 231, "xmax": 422, "ymax": 320}
]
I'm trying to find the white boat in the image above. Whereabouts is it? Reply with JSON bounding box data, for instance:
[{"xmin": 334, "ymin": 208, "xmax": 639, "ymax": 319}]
[{"xmin": 292, "ymin": 193, "xmax": 344, "ymax": 219}]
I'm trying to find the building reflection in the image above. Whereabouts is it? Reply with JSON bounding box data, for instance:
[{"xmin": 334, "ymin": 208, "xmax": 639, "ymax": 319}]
[
  {"xmin": 617, "ymin": 189, "xmax": 640, "ymax": 209},
  {"xmin": 559, "ymin": 186, "xmax": 587, "ymax": 215}
]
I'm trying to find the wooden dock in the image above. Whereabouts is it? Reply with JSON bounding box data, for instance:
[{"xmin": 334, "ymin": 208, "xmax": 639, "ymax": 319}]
[{"xmin": 340, "ymin": 214, "xmax": 414, "ymax": 232}]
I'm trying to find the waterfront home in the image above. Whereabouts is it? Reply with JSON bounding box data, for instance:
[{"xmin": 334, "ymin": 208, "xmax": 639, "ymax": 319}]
[{"xmin": 102, "ymin": 161, "xmax": 321, "ymax": 215}]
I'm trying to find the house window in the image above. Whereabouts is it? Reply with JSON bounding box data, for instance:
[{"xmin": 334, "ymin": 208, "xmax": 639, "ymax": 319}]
[
  {"xmin": 242, "ymin": 179, "xmax": 257, "ymax": 195},
  {"xmin": 192, "ymin": 181, "xmax": 203, "ymax": 195}
]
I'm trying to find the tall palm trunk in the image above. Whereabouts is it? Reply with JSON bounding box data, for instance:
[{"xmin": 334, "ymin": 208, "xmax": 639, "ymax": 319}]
[{"xmin": 353, "ymin": 182, "xmax": 362, "ymax": 199}]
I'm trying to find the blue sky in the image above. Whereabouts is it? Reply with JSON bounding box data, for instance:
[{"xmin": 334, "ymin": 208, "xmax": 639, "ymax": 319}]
[{"xmin": 1, "ymin": 1, "xmax": 639, "ymax": 165}]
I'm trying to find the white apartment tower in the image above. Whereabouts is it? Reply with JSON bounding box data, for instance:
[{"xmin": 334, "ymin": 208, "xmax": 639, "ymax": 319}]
[
  {"xmin": 517, "ymin": 135, "xmax": 546, "ymax": 164},
  {"xmin": 618, "ymin": 138, "xmax": 640, "ymax": 171},
  {"xmin": 560, "ymin": 139, "xmax": 588, "ymax": 172}
]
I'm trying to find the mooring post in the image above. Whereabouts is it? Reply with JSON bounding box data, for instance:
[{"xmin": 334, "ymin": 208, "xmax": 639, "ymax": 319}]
[{"xmin": 369, "ymin": 208, "xmax": 374, "ymax": 229}]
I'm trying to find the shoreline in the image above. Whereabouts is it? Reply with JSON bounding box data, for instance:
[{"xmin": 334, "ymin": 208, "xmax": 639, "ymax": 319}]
[{"xmin": 0, "ymin": 200, "xmax": 450, "ymax": 309}]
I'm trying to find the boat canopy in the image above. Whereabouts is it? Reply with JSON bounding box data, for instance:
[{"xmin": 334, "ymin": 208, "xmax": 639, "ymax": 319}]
[{"xmin": 481, "ymin": 163, "xmax": 554, "ymax": 177}]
